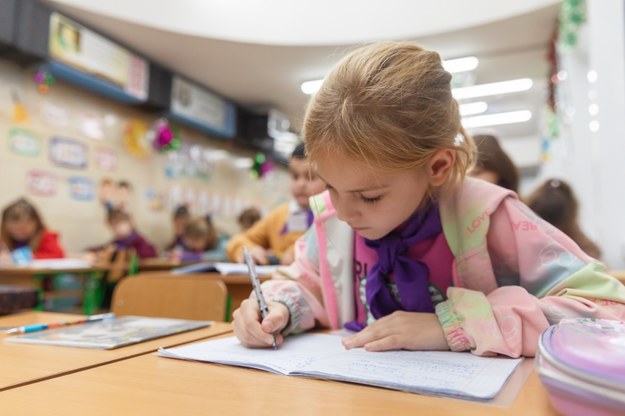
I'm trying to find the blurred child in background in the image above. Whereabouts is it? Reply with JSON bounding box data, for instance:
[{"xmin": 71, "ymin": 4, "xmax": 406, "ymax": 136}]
[
  {"xmin": 469, "ymin": 134, "xmax": 519, "ymax": 193},
  {"xmin": 88, "ymin": 208, "xmax": 157, "ymax": 260},
  {"xmin": 165, "ymin": 205, "xmax": 191, "ymax": 251},
  {"xmin": 0, "ymin": 198, "xmax": 65, "ymax": 263},
  {"xmin": 526, "ymin": 178, "xmax": 602, "ymax": 260},
  {"xmin": 237, "ymin": 207, "xmax": 262, "ymax": 232},
  {"xmin": 227, "ymin": 143, "xmax": 325, "ymax": 265},
  {"xmin": 171, "ymin": 216, "xmax": 227, "ymax": 262}
]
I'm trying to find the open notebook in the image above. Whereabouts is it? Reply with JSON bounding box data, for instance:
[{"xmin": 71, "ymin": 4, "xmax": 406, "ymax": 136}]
[
  {"xmin": 158, "ymin": 333, "xmax": 522, "ymax": 401},
  {"xmin": 5, "ymin": 316, "xmax": 210, "ymax": 349}
]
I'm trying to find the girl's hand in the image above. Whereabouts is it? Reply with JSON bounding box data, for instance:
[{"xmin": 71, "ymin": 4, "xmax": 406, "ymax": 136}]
[
  {"xmin": 232, "ymin": 298, "xmax": 290, "ymax": 348},
  {"xmin": 341, "ymin": 311, "xmax": 449, "ymax": 352}
]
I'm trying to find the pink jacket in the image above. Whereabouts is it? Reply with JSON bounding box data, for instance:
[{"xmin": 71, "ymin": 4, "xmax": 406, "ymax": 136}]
[{"xmin": 263, "ymin": 178, "xmax": 625, "ymax": 357}]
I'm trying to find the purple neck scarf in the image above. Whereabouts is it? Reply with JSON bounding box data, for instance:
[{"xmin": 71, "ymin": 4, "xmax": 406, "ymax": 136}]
[{"xmin": 364, "ymin": 202, "xmax": 442, "ymax": 319}]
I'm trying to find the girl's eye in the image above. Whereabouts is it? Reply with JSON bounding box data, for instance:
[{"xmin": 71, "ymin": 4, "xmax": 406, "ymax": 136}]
[{"xmin": 360, "ymin": 195, "xmax": 382, "ymax": 204}]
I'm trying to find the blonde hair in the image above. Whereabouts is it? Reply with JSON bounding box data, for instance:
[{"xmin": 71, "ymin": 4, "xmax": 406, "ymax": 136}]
[{"xmin": 303, "ymin": 42, "xmax": 475, "ymax": 192}]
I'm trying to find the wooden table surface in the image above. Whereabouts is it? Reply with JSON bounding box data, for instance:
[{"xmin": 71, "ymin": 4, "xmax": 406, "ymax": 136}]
[
  {"xmin": 0, "ymin": 311, "xmax": 231, "ymax": 391},
  {"xmin": 0, "ymin": 332, "xmax": 558, "ymax": 416}
]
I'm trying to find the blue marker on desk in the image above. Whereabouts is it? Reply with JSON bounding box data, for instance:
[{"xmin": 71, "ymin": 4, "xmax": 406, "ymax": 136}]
[
  {"xmin": 5, "ymin": 313, "xmax": 115, "ymax": 335},
  {"xmin": 243, "ymin": 246, "xmax": 278, "ymax": 350}
]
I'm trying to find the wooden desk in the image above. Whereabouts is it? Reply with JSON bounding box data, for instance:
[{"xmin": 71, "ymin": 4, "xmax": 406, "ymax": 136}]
[
  {"xmin": 0, "ymin": 311, "xmax": 231, "ymax": 392},
  {"xmin": 0, "ymin": 341, "xmax": 558, "ymax": 415},
  {"xmin": 0, "ymin": 265, "xmax": 109, "ymax": 314}
]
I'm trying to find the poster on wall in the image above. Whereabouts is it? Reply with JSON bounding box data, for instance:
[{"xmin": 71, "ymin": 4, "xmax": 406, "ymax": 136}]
[
  {"xmin": 79, "ymin": 113, "xmax": 104, "ymax": 140},
  {"xmin": 49, "ymin": 137, "xmax": 88, "ymax": 169},
  {"xmin": 145, "ymin": 188, "xmax": 165, "ymax": 212},
  {"xmin": 48, "ymin": 13, "xmax": 149, "ymax": 100},
  {"xmin": 95, "ymin": 147, "xmax": 118, "ymax": 172},
  {"xmin": 41, "ymin": 101, "xmax": 69, "ymax": 128},
  {"xmin": 68, "ymin": 176, "xmax": 95, "ymax": 201},
  {"xmin": 8, "ymin": 128, "xmax": 42, "ymax": 157},
  {"xmin": 26, "ymin": 170, "xmax": 58, "ymax": 197}
]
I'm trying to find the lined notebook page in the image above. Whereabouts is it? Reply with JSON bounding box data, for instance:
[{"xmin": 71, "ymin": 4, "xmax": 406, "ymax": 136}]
[{"xmin": 159, "ymin": 333, "xmax": 522, "ymax": 400}]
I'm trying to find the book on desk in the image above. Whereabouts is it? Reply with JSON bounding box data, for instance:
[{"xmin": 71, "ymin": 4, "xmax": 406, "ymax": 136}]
[
  {"xmin": 158, "ymin": 333, "xmax": 523, "ymax": 401},
  {"xmin": 171, "ymin": 261, "xmax": 279, "ymax": 276},
  {"xmin": 5, "ymin": 316, "xmax": 211, "ymax": 349}
]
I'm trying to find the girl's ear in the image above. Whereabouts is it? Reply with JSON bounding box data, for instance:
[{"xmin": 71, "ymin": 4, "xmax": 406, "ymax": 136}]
[{"xmin": 427, "ymin": 149, "xmax": 456, "ymax": 187}]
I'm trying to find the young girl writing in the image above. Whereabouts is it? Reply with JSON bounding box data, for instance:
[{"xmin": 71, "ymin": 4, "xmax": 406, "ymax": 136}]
[
  {"xmin": 232, "ymin": 42, "xmax": 625, "ymax": 358},
  {"xmin": 0, "ymin": 198, "xmax": 65, "ymax": 260}
]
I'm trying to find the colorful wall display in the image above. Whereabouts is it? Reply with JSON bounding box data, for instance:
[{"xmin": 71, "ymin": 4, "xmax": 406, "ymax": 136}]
[
  {"xmin": 8, "ymin": 128, "xmax": 41, "ymax": 157},
  {"xmin": 68, "ymin": 176, "xmax": 95, "ymax": 201},
  {"xmin": 26, "ymin": 170, "xmax": 58, "ymax": 197},
  {"xmin": 49, "ymin": 137, "xmax": 89, "ymax": 169},
  {"xmin": 94, "ymin": 147, "xmax": 118, "ymax": 172}
]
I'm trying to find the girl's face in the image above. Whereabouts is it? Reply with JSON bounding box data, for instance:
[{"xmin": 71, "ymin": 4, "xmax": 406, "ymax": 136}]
[
  {"xmin": 315, "ymin": 153, "xmax": 431, "ymax": 240},
  {"xmin": 5, "ymin": 218, "xmax": 38, "ymax": 242},
  {"xmin": 109, "ymin": 220, "xmax": 132, "ymax": 239},
  {"xmin": 173, "ymin": 218, "xmax": 189, "ymax": 236},
  {"xmin": 183, "ymin": 236, "xmax": 206, "ymax": 252},
  {"xmin": 290, "ymin": 158, "xmax": 326, "ymax": 210}
]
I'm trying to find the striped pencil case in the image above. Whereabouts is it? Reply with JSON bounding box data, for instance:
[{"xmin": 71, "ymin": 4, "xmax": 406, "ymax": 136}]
[{"xmin": 536, "ymin": 318, "xmax": 625, "ymax": 416}]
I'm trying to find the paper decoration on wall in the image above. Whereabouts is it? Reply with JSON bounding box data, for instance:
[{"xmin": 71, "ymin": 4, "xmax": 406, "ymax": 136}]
[
  {"xmin": 9, "ymin": 128, "xmax": 41, "ymax": 157},
  {"xmin": 150, "ymin": 118, "xmax": 181, "ymax": 153},
  {"xmin": 99, "ymin": 179, "xmax": 133, "ymax": 212},
  {"xmin": 145, "ymin": 188, "xmax": 165, "ymax": 212},
  {"xmin": 168, "ymin": 185, "xmax": 184, "ymax": 209},
  {"xmin": 251, "ymin": 153, "xmax": 273, "ymax": 179},
  {"xmin": 79, "ymin": 114, "xmax": 104, "ymax": 140},
  {"xmin": 123, "ymin": 119, "xmax": 151, "ymax": 158},
  {"xmin": 41, "ymin": 101, "xmax": 69, "ymax": 128},
  {"xmin": 95, "ymin": 147, "xmax": 118, "ymax": 172},
  {"xmin": 34, "ymin": 69, "xmax": 55, "ymax": 94},
  {"xmin": 49, "ymin": 137, "xmax": 88, "ymax": 169},
  {"xmin": 68, "ymin": 176, "xmax": 95, "ymax": 201},
  {"xmin": 198, "ymin": 192, "xmax": 210, "ymax": 215},
  {"xmin": 26, "ymin": 170, "xmax": 58, "ymax": 197},
  {"xmin": 10, "ymin": 90, "xmax": 29, "ymax": 124}
]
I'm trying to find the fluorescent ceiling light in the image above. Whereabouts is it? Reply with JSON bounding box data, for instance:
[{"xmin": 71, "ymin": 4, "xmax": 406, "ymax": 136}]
[
  {"xmin": 462, "ymin": 110, "xmax": 532, "ymax": 128},
  {"xmin": 453, "ymin": 78, "xmax": 533, "ymax": 100},
  {"xmin": 459, "ymin": 101, "xmax": 488, "ymax": 116},
  {"xmin": 301, "ymin": 79, "xmax": 324, "ymax": 95},
  {"xmin": 301, "ymin": 56, "xmax": 480, "ymax": 95},
  {"xmin": 443, "ymin": 56, "xmax": 479, "ymax": 73}
]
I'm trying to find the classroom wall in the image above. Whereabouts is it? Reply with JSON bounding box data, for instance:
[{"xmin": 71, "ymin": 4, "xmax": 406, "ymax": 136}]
[{"xmin": 0, "ymin": 58, "xmax": 292, "ymax": 255}]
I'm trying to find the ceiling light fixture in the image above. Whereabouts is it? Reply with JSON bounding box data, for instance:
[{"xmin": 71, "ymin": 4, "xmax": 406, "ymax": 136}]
[
  {"xmin": 462, "ymin": 110, "xmax": 532, "ymax": 128},
  {"xmin": 443, "ymin": 56, "xmax": 479, "ymax": 73},
  {"xmin": 453, "ymin": 78, "xmax": 533, "ymax": 100},
  {"xmin": 301, "ymin": 56, "xmax": 481, "ymax": 95},
  {"xmin": 459, "ymin": 101, "xmax": 488, "ymax": 116}
]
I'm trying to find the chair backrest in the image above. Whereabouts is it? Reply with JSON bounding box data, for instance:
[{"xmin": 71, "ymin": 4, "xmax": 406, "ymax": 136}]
[{"xmin": 111, "ymin": 273, "xmax": 227, "ymax": 321}]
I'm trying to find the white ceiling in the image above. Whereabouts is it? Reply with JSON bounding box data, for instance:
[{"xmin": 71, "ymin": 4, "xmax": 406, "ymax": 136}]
[{"xmin": 44, "ymin": 0, "xmax": 560, "ymax": 140}]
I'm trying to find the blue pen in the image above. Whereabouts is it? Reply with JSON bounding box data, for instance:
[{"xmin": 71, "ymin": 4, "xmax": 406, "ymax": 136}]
[
  {"xmin": 5, "ymin": 313, "xmax": 115, "ymax": 335},
  {"xmin": 243, "ymin": 246, "xmax": 278, "ymax": 350}
]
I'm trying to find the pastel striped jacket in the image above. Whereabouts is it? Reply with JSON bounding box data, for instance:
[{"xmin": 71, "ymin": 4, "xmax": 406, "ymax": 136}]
[{"xmin": 263, "ymin": 178, "xmax": 625, "ymax": 357}]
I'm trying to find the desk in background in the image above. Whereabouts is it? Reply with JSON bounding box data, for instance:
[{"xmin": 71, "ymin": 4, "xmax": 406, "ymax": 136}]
[
  {"xmin": 0, "ymin": 311, "xmax": 231, "ymax": 392},
  {"xmin": 0, "ymin": 336, "xmax": 558, "ymax": 415},
  {"xmin": 0, "ymin": 265, "xmax": 109, "ymax": 314}
]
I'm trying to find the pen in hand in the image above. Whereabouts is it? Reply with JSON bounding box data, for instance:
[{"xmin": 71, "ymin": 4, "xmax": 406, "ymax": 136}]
[
  {"xmin": 243, "ymin": 246, "xmax": 278, "ymax": 350},
  {"xmin": 4, "ymin": 312, "xmax": 115, "ymax": 335}
]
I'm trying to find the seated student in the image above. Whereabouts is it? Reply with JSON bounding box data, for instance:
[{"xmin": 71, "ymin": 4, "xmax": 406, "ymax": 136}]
[
  {"xmin": 232, "ymin": 42, "xmax": 625, "ymax": 358},
  {"xmin": 526, "ymin": 178, "xmax": 602, "ymax": 260},
  {"xmin": 165, "ymin": 205, "xmax": 192, "ymax": 251},
  {"xmin": 469, "ymin": 134, "xmax": 519, "ymax": 193},
  {"xmin": 0, "ymin": 198, "xmax": 65, "ymax": 262},
  {"xmin": 89, "ymin": 209, "xmax": 157, "ymax": 260},
  {"xmin": 227, "ymin": 143, "xmax": 325, "ymax": 265},
  {"xmin": 171, "ymin": 216, "xmax": 227, "ymax": 262},
  {"xmin": 237, "ymin": 207, "xmax": 262, "ymax": 232}
]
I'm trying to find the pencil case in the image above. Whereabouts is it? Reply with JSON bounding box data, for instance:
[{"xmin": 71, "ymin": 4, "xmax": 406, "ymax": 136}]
[{"xmin": 536, "ymin": 318, "xmax": 625, "ymax": 416}]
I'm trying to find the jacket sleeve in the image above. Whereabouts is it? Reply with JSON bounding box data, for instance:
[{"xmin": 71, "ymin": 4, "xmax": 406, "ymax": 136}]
[
  {"xmin": 259, "ymin": 226, "xmax": 330, "ymax": 335},
  {"xmin": 226, "ymin": 214, "xmax": 273, "ymax": 262},
  {"xmin": 436, "ymin": 197, "xmax": 625, "ymax": 358},
  {"xmin": 33, "ymin": 230, "xmax": 66, "ymax": 259},
  {"xmin": 133, "ymin": 235, "xmax": 158, "ymax": 259}
]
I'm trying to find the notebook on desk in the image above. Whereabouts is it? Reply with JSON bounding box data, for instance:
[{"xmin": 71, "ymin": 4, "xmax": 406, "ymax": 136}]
[
  {"xmin": 172, "ymin": 261, "xmax": 279, "ymax": 276},
  {"xmin": 158, "ymin": 333, "xmax": 523, "ymax": 401},
  {"xmin": 5, "ymin": 316, "xmax": 211, "ymax": 349}
]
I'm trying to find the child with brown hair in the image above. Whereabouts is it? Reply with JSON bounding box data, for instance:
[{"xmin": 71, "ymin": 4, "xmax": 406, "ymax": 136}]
[
  {"xmin": 172, "ymin": 216, "xmax": 224, "ymax": 262},
  {"xmin": 0, "ymin": 198, "xmax": 65, "ymax": 262}
]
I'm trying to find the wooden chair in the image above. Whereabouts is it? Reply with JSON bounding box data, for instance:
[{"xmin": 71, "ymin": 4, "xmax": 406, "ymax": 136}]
[{"xmin": 111, "ymin": 274, "xmax": 227, "ymax": 321}]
